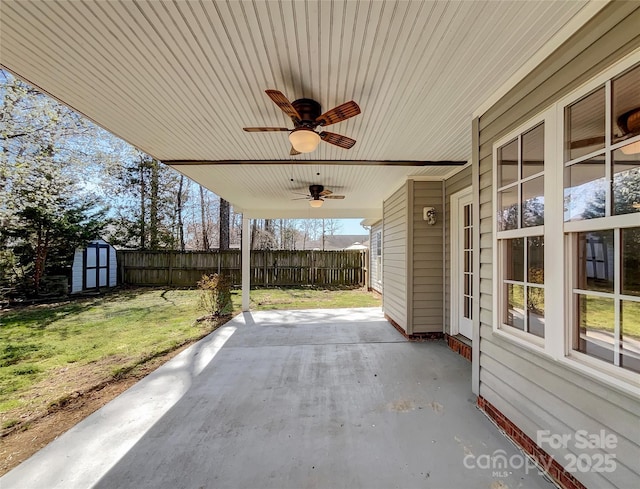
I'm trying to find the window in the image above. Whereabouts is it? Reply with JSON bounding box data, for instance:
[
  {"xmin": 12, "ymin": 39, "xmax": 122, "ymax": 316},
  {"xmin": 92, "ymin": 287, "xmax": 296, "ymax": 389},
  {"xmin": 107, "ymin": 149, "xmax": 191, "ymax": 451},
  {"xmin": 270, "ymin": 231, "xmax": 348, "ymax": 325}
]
[
  {"xmin": 495, "ymin": 122, "xmax": 546, "ymax": 341},
  {"xmin": 564, "ymin": 63, "xmax": 640, "ymax": 374}
]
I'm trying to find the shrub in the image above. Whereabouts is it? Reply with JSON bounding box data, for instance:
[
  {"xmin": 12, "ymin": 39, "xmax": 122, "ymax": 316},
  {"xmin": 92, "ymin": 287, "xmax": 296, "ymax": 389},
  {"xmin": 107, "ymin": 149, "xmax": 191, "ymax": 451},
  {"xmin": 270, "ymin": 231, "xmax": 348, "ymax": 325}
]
[{"xmin": 197, "ymin": 273, "xmax": 233, "ymax": 317}]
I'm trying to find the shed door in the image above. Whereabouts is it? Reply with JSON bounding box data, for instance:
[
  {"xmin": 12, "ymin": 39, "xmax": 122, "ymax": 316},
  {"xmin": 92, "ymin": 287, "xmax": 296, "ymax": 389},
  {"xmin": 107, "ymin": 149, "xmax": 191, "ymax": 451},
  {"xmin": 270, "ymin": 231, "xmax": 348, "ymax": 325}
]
[
  {"xmin": 85, "ymin": 244, "xmax": 109, "ymax": 289},
  {"xmin": 451, "ymin": 189, "xmax": 473, "ymax": 339}
]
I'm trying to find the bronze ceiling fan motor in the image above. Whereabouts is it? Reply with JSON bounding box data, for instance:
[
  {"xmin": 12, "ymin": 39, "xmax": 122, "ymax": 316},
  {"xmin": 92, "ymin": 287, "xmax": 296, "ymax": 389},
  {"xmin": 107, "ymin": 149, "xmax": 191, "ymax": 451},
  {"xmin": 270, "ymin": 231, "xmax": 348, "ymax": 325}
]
[{"xmin": 291, "ymin": 98, "xmax": 322, "ymax": 127}]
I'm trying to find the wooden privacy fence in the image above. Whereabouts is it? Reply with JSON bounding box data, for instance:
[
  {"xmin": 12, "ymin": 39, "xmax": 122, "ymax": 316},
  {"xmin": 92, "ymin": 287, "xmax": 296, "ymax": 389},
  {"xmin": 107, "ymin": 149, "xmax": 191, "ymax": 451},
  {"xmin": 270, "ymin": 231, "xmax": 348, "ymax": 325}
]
[{"xmin": 117, "ymin": 250, "xmax": 366, "ymax": 287}]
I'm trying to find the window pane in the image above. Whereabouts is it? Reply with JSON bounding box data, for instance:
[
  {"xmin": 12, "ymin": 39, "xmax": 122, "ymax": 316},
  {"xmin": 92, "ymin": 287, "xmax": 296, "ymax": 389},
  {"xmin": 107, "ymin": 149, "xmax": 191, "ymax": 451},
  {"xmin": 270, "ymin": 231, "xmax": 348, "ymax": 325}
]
[
  {"xmin": 505, "ymin": 284, "xmax": 524, "ymax": 330},
  {"xmin": 498, "ymin": 187, "xmax": 518, "ymax": 231},
  {"xmin": 622, "ymin": 227, "xmax": 640, "ymax": 296},
  {"xmin": 613, "ymin": 145, "xmax": 640, "ymax": 216},
  {"xmin": 498, "ymin": 138, "xmax": 518, "ymax": 187},
  {"xmin": 621, "ymin": 300, "xmax": 640, "ymax": 373},
  {"xmin": 504, "ymin": 238, "xmax": 524, "ymax": 281},
  {"xmin": 575, "ymin": 294, "xmax": 614, "ymax": 364},
  {"xmin": 522, "ymin": 123, "xmax": 544, "ymax": 178},
  {"xmin": 566, "ymin": 87, "xmax": 605, "ymax": 161},
  {"xmin": 464, "ymin": 203, "xmax": 471, "ymax": 227},
  {"xmin": 612, "ymin": 64, "xmax": 640, "ymax": 144},
  {"xmin": 522, "ymin": 176, "xmax": 544, "ymax": 227},
  {"xmin": 564, "ymin": 155, "xmax": 606, "ymax": 221},
  {"xmin": 527, "ymin": 286, "xmax": 545, "ymax": 338},
  {"xmin": 528, "ymin": 236, "xmax": 544, "ymax": 284},
  {"xmin": 577, "ymin": 231, "xmax": 614, "ymax": 292}
]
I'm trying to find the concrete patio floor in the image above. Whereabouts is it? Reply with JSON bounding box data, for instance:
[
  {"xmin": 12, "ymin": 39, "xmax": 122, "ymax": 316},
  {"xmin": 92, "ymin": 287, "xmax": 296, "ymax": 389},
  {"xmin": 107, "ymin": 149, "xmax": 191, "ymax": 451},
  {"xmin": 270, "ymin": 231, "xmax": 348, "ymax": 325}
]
[{"xmin": 2, "ymin": 308, "xmax": 556, "ymax": 489}]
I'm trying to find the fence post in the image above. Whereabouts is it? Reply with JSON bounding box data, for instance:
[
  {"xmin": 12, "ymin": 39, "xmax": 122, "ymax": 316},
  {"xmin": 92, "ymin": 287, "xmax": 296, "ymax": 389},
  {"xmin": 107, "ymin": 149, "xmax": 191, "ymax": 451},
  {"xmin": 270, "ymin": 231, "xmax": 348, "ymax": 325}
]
[
  {"xmin": 168, "ymin": 251, "xmax": 173, "ymax": 286},
  {"xmin": 311, "ymin": 250, "xmax": 315, "ymax": 285}
]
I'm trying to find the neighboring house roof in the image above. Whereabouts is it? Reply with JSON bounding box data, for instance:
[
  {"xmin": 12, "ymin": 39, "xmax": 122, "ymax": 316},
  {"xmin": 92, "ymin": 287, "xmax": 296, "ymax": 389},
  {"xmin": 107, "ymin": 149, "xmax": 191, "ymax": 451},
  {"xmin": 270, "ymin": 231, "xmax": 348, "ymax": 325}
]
[{"xmin": 297, "ymin": 234, "xmax": 369, "ymax": 251}]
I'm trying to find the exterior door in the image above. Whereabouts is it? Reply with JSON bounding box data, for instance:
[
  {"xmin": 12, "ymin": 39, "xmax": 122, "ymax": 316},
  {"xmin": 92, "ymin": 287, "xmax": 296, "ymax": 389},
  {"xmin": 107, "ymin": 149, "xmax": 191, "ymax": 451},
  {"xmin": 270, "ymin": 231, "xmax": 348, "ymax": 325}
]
[
  {"xmin": 84, "ymin": 243, "xmax": 109, "ymax": 289},
  {"xmin": 451, "ymin": 188, "xmax": 473, "ymax": 339}
]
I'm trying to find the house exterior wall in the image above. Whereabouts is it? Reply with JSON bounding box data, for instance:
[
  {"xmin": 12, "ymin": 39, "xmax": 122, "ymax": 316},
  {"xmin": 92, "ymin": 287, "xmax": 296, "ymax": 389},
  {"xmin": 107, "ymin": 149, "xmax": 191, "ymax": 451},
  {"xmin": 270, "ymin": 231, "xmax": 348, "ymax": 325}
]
[
  {"xmin": 411, "ymin": 181, "xmax": 444, "ymax": 334},
  {"xmin": 369, "ymin": 221, "xmax": 383, "ymax": 294},
  {"xmin": 444, "ymin": 166, "xmax": 472, "ymax": 335},
  {"xmin": 477, "ymin": 3, "xmax": 640, "ymax": 488},
  {"xmin": 382, "ymin": 182, "xmax": 408, "ymax": 330}
]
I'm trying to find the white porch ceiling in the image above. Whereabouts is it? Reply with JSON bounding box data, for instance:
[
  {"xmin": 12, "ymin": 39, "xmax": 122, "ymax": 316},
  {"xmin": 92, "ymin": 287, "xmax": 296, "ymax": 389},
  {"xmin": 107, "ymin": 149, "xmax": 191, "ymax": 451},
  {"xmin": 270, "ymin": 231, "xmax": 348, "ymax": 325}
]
[{"xmin": 0, "ymin": 0, "xmax": 599, "ymax": 218}]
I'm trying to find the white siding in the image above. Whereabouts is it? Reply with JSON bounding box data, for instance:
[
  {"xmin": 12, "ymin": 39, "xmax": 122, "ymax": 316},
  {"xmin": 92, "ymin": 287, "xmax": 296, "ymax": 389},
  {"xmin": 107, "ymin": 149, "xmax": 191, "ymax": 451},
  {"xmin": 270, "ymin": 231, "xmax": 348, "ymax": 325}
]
[
  {"xmin": 70, "ymin": 249, "xmax": 84, "ymax": 293},
  {"xmin": 109, "ymin": 246, "xmax": 117, "ymax": 287},
  {"xmin": 383, "ymin": 183, "xmax": 408, "ymax": 330},
  {"xmin": 477, "ymin": 4, "xmax": 640, "ymax": 488}
]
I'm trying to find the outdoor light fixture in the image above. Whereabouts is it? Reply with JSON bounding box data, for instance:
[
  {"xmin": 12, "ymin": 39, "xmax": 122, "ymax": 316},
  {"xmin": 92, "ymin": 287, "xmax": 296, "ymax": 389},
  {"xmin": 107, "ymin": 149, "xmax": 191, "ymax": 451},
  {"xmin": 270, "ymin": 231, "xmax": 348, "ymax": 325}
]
[
  {"xmin": 289, "ymin": 128, "xmax": 321, "ymax": 153},
  {"xmin": 423, "ymin": 207, "xmax": 437, "ymax": 225},
  {"xmin": 309, "ymin": 198, "xmax": 324, "ymax": 208}
]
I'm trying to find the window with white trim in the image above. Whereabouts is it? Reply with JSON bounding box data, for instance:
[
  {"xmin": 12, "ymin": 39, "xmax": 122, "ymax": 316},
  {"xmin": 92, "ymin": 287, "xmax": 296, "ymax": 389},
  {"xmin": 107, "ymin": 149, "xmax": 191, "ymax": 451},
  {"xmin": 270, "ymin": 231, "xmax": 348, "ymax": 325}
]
[
  {"xmin": 495, "ymin": 122, "xmax": 545, "ymax": 340},
  {"xmin": 564, "ymin": 62, "xmax": 640, "ymax": 374}
]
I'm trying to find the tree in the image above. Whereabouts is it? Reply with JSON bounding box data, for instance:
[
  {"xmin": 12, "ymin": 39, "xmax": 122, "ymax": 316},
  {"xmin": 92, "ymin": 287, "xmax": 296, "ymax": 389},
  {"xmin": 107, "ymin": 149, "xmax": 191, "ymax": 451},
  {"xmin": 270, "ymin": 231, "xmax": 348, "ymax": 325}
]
[
  {"xmin": 0, "ymin": 71, "xmax": 108, "ymax": 295},
  {"xmin": 104, "ymin": 152, "xmax": 180, "ymax": 250},
  {"xmin": 219, "ymin": 198, "xmax": 230, "ymax": 250}
]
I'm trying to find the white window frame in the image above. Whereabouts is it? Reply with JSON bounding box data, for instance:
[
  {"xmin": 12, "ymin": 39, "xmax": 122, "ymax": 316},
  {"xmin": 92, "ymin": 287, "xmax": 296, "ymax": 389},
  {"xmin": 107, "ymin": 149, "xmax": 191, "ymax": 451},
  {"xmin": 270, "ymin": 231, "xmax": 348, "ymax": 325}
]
[
  {"xmin": 557, "ymin": 52, "xmax": 640, "ymax": 386},
  {"xmin": 492, "ymin": 109, "xmax": 554, "ymax": 353},
  {"xmin": 490, "ymin": 49, "xmax": 640, "ymax": 394}
]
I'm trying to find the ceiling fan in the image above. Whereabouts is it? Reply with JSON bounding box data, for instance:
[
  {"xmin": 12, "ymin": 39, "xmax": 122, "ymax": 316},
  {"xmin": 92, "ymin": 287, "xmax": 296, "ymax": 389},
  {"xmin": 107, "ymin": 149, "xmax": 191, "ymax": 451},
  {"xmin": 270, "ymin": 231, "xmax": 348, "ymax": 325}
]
[
  {"xmin": 243, "ymin": 90, "xmax": 361, "ymax": 155},
  {"xmin": 293, "ymin": 184, "xmax": 345, "ymax": 208},
  {"xmin": 570, "ymin": 108, "xmax": 640, "ymax": 154}
]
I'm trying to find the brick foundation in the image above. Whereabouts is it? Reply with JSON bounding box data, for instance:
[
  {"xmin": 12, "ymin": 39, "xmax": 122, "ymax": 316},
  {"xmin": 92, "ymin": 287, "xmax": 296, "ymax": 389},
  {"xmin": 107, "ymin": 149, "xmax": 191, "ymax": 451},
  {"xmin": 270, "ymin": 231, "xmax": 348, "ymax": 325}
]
[
  {"xmin": 384, "ymin": 314, "xmax": 444, "ymax": 341},
  {"xmin": 445, "ymin": 334, "xmax": 472, "ymax": 361},
  {"xmin": 477, "ymin": 396, "xmax": 587, "ymax": 489}
]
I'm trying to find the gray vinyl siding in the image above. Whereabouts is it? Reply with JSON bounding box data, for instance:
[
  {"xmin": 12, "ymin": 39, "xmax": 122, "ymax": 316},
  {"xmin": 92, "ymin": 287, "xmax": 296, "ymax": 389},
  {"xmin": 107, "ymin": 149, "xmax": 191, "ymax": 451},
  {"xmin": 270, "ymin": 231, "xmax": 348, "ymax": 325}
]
[
  {"xmin": 411, "ymin": 181, "xmax": 444, "ymax": 333},
  {"xmin": 444, "ymin": 167, "xmax": 472, "ymax": 335},
  {"xmin": 383, "ymin": 183, "xmax": 408, "ymax": 330},
  {"xmin": 370, "ymin": 221, "xmax": 383, "ymax": 294},
  {"xmin": 477, "ymin": 3, "xmax": 640, "ymax": 488}
]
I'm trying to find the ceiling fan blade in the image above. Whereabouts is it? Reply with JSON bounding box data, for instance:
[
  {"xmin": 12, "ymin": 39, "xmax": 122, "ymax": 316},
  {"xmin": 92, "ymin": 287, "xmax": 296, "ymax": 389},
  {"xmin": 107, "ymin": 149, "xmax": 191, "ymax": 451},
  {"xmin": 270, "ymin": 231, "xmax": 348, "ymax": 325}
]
[
  {"xmin": 243, "ymin": 127, "xmax": 290, "ymax": 132},
  {"xmin": 324, "ymin": 195, "xmax": 345, "ymax": 199},
  {"xmin": 265, "ymin": 89, "xmax": 301, "ymax": 121},
  {"xmin": 569, "ymin": 136, "xmax": 605, "ymax": 149},
  {"xmin": 290, "ymin": 146, "xmax": 301, "ymax": 156},
  {"xmin": 319, "ymin": 189, "xmax": 333, "ymax": 196},
  {"xmin": 316, "ymin": 101, "xmax": 360, "ymax": 126},
  {"xmin": 320, "ymin": 131, "xmax": 356, "ymax": 149}
]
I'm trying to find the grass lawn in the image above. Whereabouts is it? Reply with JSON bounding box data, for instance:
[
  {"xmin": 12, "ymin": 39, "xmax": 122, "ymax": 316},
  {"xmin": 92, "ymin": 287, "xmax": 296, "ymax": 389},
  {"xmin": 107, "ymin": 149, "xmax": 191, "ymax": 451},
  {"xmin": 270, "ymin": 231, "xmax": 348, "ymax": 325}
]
[
  {"xmin": 0, "ymin": 286, "xmax": 381, "ymax": 429},
  {"xmin": 581, "ymin": 295, "xmax": 640, "ymax": 338}
]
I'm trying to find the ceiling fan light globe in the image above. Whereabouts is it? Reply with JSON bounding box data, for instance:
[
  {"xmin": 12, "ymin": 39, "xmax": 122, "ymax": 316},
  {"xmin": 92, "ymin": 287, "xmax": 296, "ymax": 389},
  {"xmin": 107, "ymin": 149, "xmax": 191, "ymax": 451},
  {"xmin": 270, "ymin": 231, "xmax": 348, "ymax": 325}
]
[
  {"xmin": 289, "ymin": 129, "xmax": 320, "ymax": 153},
  {"xmin": 621, "ymin": 139, "xmax": 640, "ymax": 155},
  {"xmin": 309, "ymin": 199, "xmax": 323, "ymax": 208}
]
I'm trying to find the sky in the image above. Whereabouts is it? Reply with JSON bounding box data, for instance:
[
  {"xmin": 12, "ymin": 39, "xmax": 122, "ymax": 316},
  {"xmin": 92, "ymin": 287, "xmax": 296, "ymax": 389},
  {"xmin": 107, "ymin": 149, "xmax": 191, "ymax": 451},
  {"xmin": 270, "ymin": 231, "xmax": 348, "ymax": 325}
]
[{"xmin": 337, "ymin": 218, "xmax": 369, "ymax": 235}]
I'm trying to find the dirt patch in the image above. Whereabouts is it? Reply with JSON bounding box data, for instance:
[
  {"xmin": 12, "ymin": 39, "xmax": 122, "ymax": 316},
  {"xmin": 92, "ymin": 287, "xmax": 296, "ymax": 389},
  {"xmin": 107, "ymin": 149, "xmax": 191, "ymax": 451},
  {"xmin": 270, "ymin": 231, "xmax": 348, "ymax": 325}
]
[{"xmin": 0, "ymin": 320, "xmax": 228, "ymax": 476}]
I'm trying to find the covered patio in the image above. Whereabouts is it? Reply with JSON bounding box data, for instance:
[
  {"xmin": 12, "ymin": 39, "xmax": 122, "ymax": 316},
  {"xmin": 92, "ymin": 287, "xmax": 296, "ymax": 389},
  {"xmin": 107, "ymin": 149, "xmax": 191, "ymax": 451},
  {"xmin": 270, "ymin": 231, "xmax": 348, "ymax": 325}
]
[{"xmin": 1, "ymin": 308, "xmax": 554, "ymax": 489}]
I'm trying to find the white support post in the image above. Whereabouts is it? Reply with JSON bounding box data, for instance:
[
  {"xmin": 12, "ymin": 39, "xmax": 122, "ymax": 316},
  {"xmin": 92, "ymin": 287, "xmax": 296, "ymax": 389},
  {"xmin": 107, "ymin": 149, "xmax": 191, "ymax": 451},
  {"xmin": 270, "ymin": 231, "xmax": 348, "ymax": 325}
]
[{"xmin": 242, "ymin": 216, "xmax": 250, "ymax": 312}]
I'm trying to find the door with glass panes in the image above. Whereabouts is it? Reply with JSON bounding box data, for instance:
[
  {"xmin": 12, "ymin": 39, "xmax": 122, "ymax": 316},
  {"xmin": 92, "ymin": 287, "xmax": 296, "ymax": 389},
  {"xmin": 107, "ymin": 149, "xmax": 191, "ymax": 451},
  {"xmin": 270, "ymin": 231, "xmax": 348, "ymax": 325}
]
[{"xmin": 451, "ymin": 188, "xmax": 473, "ymax": 339}]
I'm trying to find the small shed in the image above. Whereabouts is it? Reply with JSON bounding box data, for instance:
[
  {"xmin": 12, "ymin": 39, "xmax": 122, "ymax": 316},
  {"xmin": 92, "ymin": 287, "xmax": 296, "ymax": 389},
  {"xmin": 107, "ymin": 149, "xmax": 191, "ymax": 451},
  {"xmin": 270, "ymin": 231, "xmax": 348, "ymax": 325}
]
[{"xmin": 71, "ymin": 239, "xmax": 117, "ymax": 294}]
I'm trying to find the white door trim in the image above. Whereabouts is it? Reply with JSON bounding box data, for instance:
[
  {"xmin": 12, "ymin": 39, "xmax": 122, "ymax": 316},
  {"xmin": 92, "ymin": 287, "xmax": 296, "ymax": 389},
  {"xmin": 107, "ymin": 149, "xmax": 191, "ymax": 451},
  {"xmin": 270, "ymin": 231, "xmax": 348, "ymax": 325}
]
[{"xmin": 450, "ymin": 186, "xmax": 473, "ymax": 338}]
